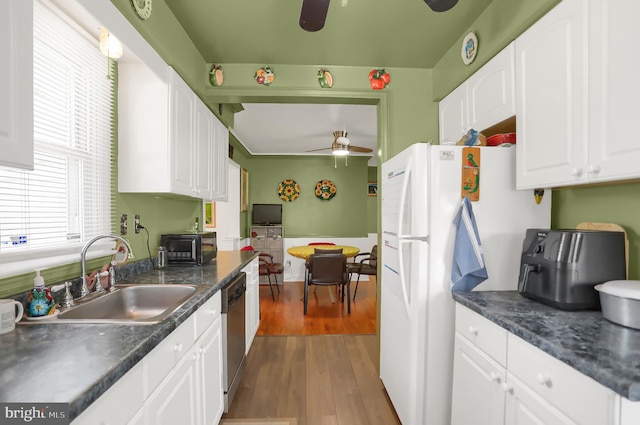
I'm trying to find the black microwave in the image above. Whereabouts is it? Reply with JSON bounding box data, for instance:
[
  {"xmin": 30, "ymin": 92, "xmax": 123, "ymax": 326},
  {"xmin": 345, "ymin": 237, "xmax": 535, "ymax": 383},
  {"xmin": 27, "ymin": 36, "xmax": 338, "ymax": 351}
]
[{"xmin": 160, "ymin": 232, "xmax": 217, "ymax": 265}]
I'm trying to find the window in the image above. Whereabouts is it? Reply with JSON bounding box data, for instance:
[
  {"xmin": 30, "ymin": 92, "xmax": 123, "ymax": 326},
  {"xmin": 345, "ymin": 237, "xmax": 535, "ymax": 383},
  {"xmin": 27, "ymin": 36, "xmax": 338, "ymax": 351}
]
[{"xmin": 0, "ymin": 0, "xmax": 114, "ymax": 274}]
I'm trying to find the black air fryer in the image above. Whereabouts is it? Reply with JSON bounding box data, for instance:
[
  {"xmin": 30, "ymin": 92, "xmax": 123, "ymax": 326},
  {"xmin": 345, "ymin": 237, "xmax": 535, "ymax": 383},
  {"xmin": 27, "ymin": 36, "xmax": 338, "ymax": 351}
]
[{"xmin": 518, "ymin": 229, "xmax": 626, "ymax": 310}]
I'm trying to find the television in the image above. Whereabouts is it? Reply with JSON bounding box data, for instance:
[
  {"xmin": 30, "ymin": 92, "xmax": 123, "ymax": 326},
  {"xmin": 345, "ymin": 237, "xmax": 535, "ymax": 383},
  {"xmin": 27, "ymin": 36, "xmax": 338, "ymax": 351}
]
[{"xmin": 252, "ymin": 204, "xmax": 282, "ymax": 225}]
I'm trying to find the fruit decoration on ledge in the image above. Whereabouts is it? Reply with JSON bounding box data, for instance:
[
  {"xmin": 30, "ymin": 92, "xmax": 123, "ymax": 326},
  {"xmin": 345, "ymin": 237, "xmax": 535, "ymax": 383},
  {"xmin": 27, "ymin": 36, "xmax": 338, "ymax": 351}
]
[
  {"xmin": 368, "ymin": 69, "xmax": 390, "ymax": 90},
  {"xmin": 209, "ymin": 64, "xmax": 224, "ymax": 87},
  {"xmin": 254, "ymin": 66, "xmax": 276, "ymax": 86},
  {"xmin": 317, "ymin": 68, "xmax": 333, "ymax": 88}
]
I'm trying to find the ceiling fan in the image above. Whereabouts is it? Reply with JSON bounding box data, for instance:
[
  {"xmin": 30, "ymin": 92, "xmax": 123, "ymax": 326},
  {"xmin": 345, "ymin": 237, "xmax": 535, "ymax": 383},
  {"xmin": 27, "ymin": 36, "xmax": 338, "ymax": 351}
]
[
  {"xmin": 299, "ymin": 0, "xmax": 458, "ymax": 32},
  {"xmin": 306, "ymin": 131, "xmax": 374, "ymax": 156}
]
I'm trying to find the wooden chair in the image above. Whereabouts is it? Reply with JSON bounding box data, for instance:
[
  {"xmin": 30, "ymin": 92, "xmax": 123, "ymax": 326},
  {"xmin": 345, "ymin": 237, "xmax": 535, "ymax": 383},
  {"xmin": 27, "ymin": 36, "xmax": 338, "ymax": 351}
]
[
  {"xmin": 349, "ymin": 244, "xmax": 377, "ymax": 301},
  {"xmin": 304, "ymin": 252, "xmax": 350, "ymax": 315}
]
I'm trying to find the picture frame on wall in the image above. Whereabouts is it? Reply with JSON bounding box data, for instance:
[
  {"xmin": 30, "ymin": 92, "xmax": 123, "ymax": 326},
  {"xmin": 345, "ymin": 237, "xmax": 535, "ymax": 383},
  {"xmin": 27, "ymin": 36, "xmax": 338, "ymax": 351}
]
[
  {"xmin": 241, "ymin": 168, "xmax": 249, "ymax": 212},
  {"xmin": 368, "ymin": 182, "xmax": 378, "ymax": 196},
  {"xmin": 205, "ymin": 202, "xmax": 216, "ymax": 228}
]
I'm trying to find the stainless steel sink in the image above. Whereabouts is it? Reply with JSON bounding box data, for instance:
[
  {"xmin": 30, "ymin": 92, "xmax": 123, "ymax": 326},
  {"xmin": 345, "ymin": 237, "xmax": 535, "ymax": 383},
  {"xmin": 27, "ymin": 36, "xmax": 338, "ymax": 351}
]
[{"xmin": 26, "ymin": 284, "xmax": 208, "ymax": 325}]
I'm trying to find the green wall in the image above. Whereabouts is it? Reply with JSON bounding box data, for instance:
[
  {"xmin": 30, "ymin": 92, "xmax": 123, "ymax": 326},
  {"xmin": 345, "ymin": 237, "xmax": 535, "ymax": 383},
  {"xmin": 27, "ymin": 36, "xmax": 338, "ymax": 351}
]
[{"xmin": 246, "ymin": 155, "xmax": 370, "ymax": 238}]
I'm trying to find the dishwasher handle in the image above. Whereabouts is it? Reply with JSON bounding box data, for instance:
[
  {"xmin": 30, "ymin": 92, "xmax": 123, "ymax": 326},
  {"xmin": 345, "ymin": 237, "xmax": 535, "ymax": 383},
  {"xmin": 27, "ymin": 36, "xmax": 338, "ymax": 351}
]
[{"xmin": 222, "ymin": 272, "xmax": 246, "ymax": 313}]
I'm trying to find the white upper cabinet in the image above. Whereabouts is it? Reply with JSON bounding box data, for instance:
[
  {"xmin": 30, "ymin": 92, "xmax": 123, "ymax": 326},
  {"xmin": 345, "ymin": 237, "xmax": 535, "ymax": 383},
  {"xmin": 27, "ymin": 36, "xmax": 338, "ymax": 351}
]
[
  {"xmin": 211, "ymin": 117, "xmax": 229, "ymax": 202},
  {"xmin": 587, "ymin": 0, "xmax": 640, "ymax": 184},
  {"xmin": 119, "ymin": 65, "xmax": 227, "ymax": 200},
  {"xmin": 516, "ymin": 0, "xmax": 640, "ymax": 189},
  {"xmin": 0, "ymin": 0, "xmax": 34, "ymax": 170},
  {"xmin": 439, "ymin": 43, "xmax": 515, "ymax": 145},
  {"xmin": 515, "ymin": 0, "xmax": 587, "ymax": 189}
]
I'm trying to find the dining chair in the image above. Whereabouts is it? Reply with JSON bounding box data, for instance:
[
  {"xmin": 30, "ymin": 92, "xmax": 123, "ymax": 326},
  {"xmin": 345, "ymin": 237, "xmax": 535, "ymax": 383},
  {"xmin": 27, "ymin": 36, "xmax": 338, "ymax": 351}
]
[
  {"xmin": 260, "ymin": 253, "xmax": 283, "ymax": 301},
  {"xmin": 304, "ymin": 252, "xmax": 350, "ymax": 315},
  {"xmin": 308, "ymin": 242, "xmax": 336, "ymax": 246},
  {"xmin": 240, "ymin": 245, "xmax": 281, "ymax": 301},
  {"xmin": 349, "ymin": 244, "xmax": 377, "ymax": 301},
  {"xmin": 307, "ymin": 248, "xmax": 344, "ymax": 296}
]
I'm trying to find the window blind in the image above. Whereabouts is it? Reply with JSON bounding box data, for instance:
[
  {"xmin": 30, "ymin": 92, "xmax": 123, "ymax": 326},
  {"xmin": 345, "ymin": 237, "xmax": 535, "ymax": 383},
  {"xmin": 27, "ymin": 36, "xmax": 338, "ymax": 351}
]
[{"xmin": 0, "ymin": 0, "xmax": 113, "ymax": 264}]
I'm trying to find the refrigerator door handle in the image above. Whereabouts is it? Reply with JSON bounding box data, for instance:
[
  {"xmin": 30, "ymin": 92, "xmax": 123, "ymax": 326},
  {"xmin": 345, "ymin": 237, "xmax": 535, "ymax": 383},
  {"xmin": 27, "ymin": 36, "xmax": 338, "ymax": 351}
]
[
  {"xmin": 397, "ymin": 238, "xmax": 412, "ymax": 317},
  {"xmin": 397, "ymin": 155, "xmax": 413, "ymax": 239}
]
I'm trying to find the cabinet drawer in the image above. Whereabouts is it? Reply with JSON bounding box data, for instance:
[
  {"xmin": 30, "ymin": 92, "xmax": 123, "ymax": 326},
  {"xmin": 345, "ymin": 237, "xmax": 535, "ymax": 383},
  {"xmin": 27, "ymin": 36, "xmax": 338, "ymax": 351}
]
[
  {"xmin": 194, "ymin": 290, "xmax": 221, "ymax": 339},
  {"xmin": 143, "ymin": 315, "xmax": 195, "ymax": 398},
  {"xmin": 455, "ymin": 304, "xmax": 507, "ymax": 367},
  {"xmin": 507, "ymin": 333, "xmax": 618, "ymax": 425}
]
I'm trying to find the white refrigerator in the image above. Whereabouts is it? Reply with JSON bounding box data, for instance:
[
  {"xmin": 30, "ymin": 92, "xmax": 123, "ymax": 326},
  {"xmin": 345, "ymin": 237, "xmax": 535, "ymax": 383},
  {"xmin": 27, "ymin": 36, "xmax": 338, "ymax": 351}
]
[{"xmin": 380, "ymin": 143, "xmax": 550, "ymax": 424}]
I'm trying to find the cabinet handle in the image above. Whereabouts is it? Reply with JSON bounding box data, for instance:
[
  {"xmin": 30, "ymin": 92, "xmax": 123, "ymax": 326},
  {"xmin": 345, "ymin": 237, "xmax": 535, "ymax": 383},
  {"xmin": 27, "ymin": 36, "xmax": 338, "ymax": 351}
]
[
  {"xmin": 199, "ymin": 347, "xmax": 206, "ymax": 355},
  {"xmin": 468, "ymin": 326, "xmax": 478, "ymax": 336},
  {"xmin": 587, "ymin": 164, "xmax": 601, "ymax": 174},
  {"xmin": 570, "ymin": 168, "xmax": 583, "ymax": 177},
  {"xmin": 489, "ymin": 372, "xmax": 501, "ymax": 383},
  {"xmin": 173, "ymin": 343, "xmax": 183, "ymax": 353},
  {"xmin": 207, "ymin": 308, "xmax": 216, "ymax": 316},
  {"xmin": 536, "ymin": 372, "xmax": 552, "ymax": 387},
  {"xmin": 501, "ymin": 382, "xmax": 513, "ymax": 394}
]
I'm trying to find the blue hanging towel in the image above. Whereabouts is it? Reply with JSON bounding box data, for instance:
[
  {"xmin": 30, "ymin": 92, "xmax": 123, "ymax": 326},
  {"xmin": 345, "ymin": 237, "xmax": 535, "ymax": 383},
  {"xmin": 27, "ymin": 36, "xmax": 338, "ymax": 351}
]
[{"xmin": 451, "ymin": 196, "xmax": 488, "ymax": 291}]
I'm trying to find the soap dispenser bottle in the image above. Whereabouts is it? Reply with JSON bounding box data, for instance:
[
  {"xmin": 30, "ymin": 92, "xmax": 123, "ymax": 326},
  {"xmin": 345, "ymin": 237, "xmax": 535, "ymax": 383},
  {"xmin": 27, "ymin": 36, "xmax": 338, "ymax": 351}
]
[{"xmin": 26, "ymin": 270, "xmax": 55, "ymax": 317}]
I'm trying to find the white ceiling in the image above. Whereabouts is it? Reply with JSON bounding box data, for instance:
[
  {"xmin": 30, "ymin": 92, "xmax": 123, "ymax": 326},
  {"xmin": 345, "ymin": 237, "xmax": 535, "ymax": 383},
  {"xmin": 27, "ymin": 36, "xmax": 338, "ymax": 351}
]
[{"xmin": 231, "ymin": 103, "xmax": 378, "ymax": 166}]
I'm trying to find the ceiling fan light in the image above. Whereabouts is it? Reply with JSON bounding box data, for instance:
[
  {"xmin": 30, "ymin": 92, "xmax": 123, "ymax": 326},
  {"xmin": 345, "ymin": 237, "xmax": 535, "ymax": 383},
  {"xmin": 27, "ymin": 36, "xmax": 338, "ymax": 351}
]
[
  {"xmin": 332, "ymin": 146, "xmax": 349, "ymax": 156},
  {"xmin": 336, "ymin": 136, "xmax": 350, "ymax": 145}
]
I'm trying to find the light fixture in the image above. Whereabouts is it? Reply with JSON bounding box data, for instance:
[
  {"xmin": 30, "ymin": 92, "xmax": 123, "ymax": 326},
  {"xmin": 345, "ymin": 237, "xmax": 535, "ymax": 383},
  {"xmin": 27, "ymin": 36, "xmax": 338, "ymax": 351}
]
[
  {"xmin": 332, "ymin": 145, "xmax": 349, "ymax": 156},
  {"xmin": 99, "ymin": 26, "xmax": 123, "ymax": 59}
]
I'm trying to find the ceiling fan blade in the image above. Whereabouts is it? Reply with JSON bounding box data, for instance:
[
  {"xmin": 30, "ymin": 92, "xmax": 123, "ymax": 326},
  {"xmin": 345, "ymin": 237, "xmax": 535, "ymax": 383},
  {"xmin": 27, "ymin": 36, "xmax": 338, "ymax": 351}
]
[
  {"xmin": 348, "ymin": 145, "xmax": 373, "ymax": 153},
  {"xmin": 424, "ymin": 0, "xmax": 458, "ymax": 12},
  {"xmin": 299, "ymin": 0, "xmax": 330, "ymax": 32},
  {"xmin": 305, "ymin": 147, "xmax": 332, "ymax": 153}
]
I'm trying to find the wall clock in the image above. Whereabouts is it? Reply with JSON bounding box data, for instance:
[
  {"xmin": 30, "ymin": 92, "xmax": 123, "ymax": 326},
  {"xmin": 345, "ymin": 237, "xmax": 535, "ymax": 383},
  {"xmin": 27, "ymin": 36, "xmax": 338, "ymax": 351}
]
[{"xmin": 131, "ymin": 0, "xmax": 152, "ymax": 20}]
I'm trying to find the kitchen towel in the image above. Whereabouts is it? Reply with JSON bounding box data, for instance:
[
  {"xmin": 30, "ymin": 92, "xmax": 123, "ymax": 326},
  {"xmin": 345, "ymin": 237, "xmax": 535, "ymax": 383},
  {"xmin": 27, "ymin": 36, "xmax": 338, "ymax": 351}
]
[{"xmin": 451, "ymin": 196, "xmax": 488, "ymax": 291}]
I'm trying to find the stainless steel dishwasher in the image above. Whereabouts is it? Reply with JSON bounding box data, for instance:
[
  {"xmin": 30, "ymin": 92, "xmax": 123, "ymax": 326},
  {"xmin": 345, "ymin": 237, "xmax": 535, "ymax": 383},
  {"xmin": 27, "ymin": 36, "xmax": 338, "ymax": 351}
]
[{"xmin": 221, "ymin": 272, "xmax": 246, "ymax": 412}]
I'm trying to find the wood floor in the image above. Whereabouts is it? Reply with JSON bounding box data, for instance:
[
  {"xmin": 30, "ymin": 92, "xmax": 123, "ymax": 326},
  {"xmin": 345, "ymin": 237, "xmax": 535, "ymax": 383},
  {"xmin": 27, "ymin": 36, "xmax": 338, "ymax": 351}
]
[
  {"xmin": 223, "ymin": 334, "xmax": 401, "ymax": 425},
  {"xmin": 222, "ymin": 278, "xmax": 400, "ymax": 424},
  {"xmin": 257, "ymin": 278, "xmax": 377, "ymax": 336}
]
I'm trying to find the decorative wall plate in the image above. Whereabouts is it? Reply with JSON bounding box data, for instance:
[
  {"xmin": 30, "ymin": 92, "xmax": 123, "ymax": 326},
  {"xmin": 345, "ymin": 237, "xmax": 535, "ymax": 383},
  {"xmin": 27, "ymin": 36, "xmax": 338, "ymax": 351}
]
[
  {"xmin": 315, "ymin": 180, "xmax": 337, "ymax": 201},
  {"xmin": 254, "ymin": 66, "xmax": 275, "ymax": 86},
  {"xmin": 278, "ymin": 179, "xmax": 300, "ymax": 202},
  {"xmin": 131, "ymin": 0, "xmax": 152, "ymax": 20},
  {"xmin": 209, "ymin": 64, "xmax": 224, "ymax": 87},
  {"xmin": 461, "ymin": 32, "xmax": 478, "ymax": 65}
]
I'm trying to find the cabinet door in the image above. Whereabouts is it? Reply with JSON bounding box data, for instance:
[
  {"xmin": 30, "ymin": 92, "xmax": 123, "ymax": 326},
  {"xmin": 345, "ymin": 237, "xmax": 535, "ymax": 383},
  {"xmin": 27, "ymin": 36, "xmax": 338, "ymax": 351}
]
[
  {"xmin": 144, "ymin": 346, "xmax": 198, "ymax": 425},
  {"xmin": 504, "ymin": 374, "xmax": 576, "ymax": 425},
  {"xmin": 451, "ymin": 333, "xmax": 506, "ymax": 425},
  {"xmin": 196, "ymin": 318, "xmax": 224, "ymax": 425},
  {"xmin": 515, "ymin": 0, "xmax": 587, "ymax": 189},
  {"xmin": 467, "ymin": 43, "xmax": 515, "ymax": 132},
  {"xmin": 194, "ymin": 98, "xmax": 213, "ymax": 199},
  {"xmin": 439, "ymin": 83, "xmax": 467, "ymax": 145},
  {"xmin": 0, "ymin": 0, "xmax": 33, "ymax": 170},
  {"xmin": 211, "ymin": 117, "xmax": 229, "ymax": 201},
  {"xmin": 587, "ymin": 0, "xmax": 640, "ymax": 183},
  {"xmin": 169, "ymin": 69, "xmax": 195, "ymax": 197},
  {"xmin": 244, "ymin": 258, "xmax": 260, "ymax": 351}
]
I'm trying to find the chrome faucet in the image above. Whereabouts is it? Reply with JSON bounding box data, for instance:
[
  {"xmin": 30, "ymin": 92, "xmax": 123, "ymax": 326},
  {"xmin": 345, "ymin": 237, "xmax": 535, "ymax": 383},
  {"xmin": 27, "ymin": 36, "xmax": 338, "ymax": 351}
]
[{"xmin": 79, "ymin": 234, "xmax": 133, "ymax": 297}]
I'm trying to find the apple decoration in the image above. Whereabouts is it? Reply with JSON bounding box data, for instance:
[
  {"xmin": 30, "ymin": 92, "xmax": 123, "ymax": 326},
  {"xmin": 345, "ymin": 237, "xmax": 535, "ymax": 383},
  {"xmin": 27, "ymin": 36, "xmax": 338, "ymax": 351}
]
[
  {"xmin": 209, "ymin": 64, "xmax": 224, "ymax": 87},
  {"xmin": 317, "ymin": 68, "xmax": 333, "ymax": 88},
  {"xmin": 254, "ymin": 66, "xmax": 276, "ymax": 86},
  {"xmin": 368, "ymin": 69, "xmax": 391, "ymax": 90}
]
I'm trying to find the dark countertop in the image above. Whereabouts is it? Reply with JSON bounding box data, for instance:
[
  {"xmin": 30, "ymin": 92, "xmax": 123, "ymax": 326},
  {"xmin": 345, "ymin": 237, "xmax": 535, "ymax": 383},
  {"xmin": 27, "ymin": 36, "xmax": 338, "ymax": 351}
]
[
  {"xmin": 452, "ymin": 291, "xmax": 640, "ymax": 401},
  {"xmin": 0, "ymin": 251, "xmax": 256, "ymax": 421}
]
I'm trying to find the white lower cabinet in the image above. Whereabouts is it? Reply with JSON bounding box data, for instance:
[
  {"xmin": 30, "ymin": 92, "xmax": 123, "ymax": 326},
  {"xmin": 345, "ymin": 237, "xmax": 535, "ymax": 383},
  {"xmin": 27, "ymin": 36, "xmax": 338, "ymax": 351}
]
[
  {"xmin": 71, "ymin": 292, "xmax": 223, "ymax": 425},
  {"xmin": 452, "ymin": 304, "xmax": 620, "ymax": 425},
  {"xmin": 144, "ymin": 344, "xmax": 199, "ymax": 425},
  {"xmin": 244, "ymin": 258, "xmax": 260, "ymax": 352},
  {"xmin": 196, "ymin": 316, "xmax": 224, "ymax": 425}
]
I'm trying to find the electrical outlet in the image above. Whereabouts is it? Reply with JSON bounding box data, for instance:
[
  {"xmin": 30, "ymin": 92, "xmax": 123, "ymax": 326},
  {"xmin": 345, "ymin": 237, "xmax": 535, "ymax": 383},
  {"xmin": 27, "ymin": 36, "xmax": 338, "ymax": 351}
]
[
  {"xmin": 134, "ymin": 214, "xmax": 141, "ymax": 234},
  {"xmin": 120, "ymin": 214, "xmax": 128, "ymax": 235}
]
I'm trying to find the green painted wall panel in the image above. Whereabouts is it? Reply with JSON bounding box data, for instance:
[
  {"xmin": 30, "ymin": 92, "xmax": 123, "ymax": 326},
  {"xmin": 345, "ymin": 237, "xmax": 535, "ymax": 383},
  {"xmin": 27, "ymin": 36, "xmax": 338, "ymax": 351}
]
[{"xmin": 248, "ymin": 155, "xmax": 369, "ymax": 238}]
